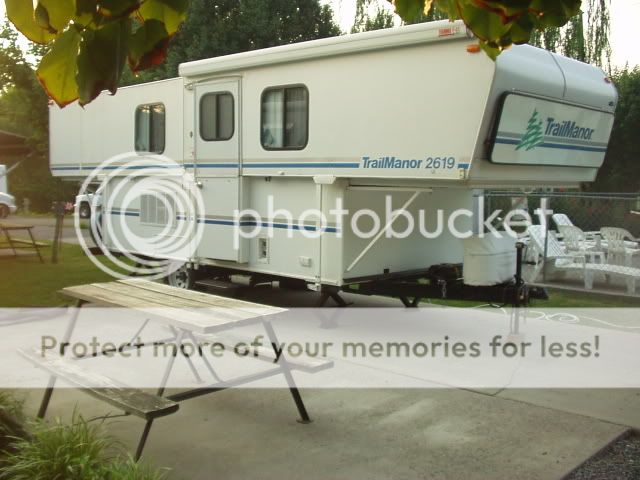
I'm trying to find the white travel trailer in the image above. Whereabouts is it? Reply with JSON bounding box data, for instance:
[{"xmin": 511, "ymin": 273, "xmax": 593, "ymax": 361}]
[{"xmin": 50, "ymin": 20, "xmax": 617, "ymax": 303}]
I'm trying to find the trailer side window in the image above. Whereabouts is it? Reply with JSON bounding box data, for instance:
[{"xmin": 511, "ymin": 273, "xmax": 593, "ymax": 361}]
[
  {"xmin": 135, "ymin": 104, "xmax": 165, "ymax": 154},
  {"xmin": 200, "ymin": 92, "xmax": 234, "ymax": 141},
  {"xmin": 261, "ymin": 86, "xmax": 308, "ymax": 149}
]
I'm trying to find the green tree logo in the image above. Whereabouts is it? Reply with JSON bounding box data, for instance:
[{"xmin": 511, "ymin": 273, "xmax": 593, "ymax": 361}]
[{"xmin": 516, "ymin": 110, "xmax": 544, "ymax": 151}]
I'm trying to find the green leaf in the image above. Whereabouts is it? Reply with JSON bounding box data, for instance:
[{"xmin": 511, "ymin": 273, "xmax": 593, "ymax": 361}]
[
  {"xmin": 479, "ymin": 41, "xmax": 501, "ymax": 61},
  {"xmin": 5, "ymin": 0, "xmax": 56, "ymax": 44},
  {"xmin": 389, "ymin": 0, "xmax": 582, "ymax": 60},
  {"xmin": 36, "ymin": 28, "xmax": 82, "ymax": 107},
  {"xmin": 458, "ymin": 3, "xmax": 509, "ymax": 41},
  {"xmin": 97, "ymin": 0, "xmax": 142, "ymax": 18},
  {"xmin": 75, "ymin": 0, "xmax": 98, "ymax": 25},
  {"xmin": 37, "ymin": 0, "xmax": 75, "ymax": 33},
  {"xmin": 34, "ymin": 3, "xmax": 54, "ymax": 33},
  {"xmin": 392, "ymin": 0, "xmax": 427, "ymax": 22},
  {"xmin": 128, "ymin": 19, "xmax": 171, "ymax": 72},
  {"xmin": 137, "ymin": 0, "xmax": 189, "ymax": 35},
  {"xmin": 509, "ymin": 14, "xmax": 535, "ymax": 44},
  {"xmin": 76, "ymin": 19, "xmax": 131, "ymax": 105}
]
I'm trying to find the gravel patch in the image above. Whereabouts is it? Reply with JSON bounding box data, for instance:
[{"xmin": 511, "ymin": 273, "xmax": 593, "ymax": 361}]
[{"xmin": 566, "ymin": 431, "xmax": 640, "ymax": 480}]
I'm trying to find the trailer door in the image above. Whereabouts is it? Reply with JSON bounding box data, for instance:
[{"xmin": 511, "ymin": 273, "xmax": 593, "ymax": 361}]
[
  {"xmin": 193, "ymin": 79, "xmax": 243, "ymax": 262},
  {"xmin": 194, "ymin": 79, "xmax": 240, "ymax": 174}
]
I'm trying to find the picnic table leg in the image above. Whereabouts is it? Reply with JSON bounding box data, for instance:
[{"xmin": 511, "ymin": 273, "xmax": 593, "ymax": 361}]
[
  {"xmin": 27, "ymin": 228, "xmax": 44, "ymax": 263},
  {"xmin": 37, "ymin": 300, "xmax": 85, "ymax": 419},
  {"xmin": 168, "ymin": 327, "xmax": 203, "ymax": 384},
  {"xmin": 185, "ymin": 331, "xmax": 223, "ymax": 382},
  {"xmin": 3, "ymin": 228, "xmax": 18, "ymax": 257},
  {"xmin": 262, "ymin": 319, "xmax": 312, "ymax": 424},
  {"xmin": 135, "ymin": 329, "xmax": 186, "ymax": 461}
]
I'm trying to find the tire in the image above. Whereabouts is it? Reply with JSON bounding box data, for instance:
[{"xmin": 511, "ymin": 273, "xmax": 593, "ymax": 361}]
[
  {"xmin": 0, "ymin": 204, "xmax": 9, "ymax": 219},
  {"xmin": 166, "ymin": 264, "xmax": 196, "ymax": 289},
  {"xmin": 78, "ymin": 202, "xmax": 91, "ymax": 219}
]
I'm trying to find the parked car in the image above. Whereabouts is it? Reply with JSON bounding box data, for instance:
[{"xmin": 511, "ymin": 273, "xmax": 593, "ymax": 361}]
[{"xmin": 0, "ymin": 192, "xmax": 17, "ymax": 218}]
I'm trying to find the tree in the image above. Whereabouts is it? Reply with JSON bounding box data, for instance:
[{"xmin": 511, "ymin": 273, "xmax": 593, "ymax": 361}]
[
  {"xmin": 351, "ymin": 0, "xmax": 394, "ymax": 33},
  {"xmin": 390, "ymin": 0, "xmax": 582, "ymax": 59},
  {"xmin": 530, "ymin": 0, "xmax": 611, "ymax": 70},
  {"xmin": 593, "ymin": 68, "xmax": 640, "ymax": 191},
  {"xmin": 126, "ymin": 0, "xmax": 341, "ymax": 83},
  {"xmin": 4, "ymin": 0, "xmax": 584, "ymax": 107},
  {"xmin": 0, "ymin": 22, "xmax": 76, "ymax": 211}
]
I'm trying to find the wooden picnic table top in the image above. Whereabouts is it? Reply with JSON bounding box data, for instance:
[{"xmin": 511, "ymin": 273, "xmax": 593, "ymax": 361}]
[{"xmin": 60, "ymin": 279, "xmax": 287, "ymax": 333}]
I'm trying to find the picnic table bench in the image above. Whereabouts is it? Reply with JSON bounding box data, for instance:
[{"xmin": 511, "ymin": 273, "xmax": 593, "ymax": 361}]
[
  {"xmin": 0, "ymin": 222, "xmax": 44, "ymax": 262},
  {"xmin": 21, "ymin": 279, "xmax": 332, "ymax": 460}
]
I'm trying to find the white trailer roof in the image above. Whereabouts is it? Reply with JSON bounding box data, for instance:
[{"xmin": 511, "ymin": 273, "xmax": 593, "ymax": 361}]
[{"xmin": 178, "ymin": 20, "xmax": 469, "ymax": 78}]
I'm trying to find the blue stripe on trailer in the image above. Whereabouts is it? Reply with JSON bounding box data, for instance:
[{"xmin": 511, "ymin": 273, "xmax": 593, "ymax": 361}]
[
  {"xmin": 495, "ymin": 138, "xmax": 608, "ymax": 153},
  {"xmin": 243, "ymin": 162, "xmax": 360, "ymax": 169}
]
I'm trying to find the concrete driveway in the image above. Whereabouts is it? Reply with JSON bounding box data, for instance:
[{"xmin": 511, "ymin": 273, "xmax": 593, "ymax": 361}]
[{"xmin": 13, "ymin": 288, "xmax": 639, "ymax": 480}]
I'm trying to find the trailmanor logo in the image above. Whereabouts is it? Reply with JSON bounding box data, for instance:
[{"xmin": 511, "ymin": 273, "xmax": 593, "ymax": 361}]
[{"xmin": 516, "ymin": 109, "xmax": 544, "ymax": 151}]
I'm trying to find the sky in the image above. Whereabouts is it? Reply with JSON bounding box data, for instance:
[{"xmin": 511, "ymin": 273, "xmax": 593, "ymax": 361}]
[{"xmin": 0, "ymin": 1, "xmax": 638, "ymax": 68}]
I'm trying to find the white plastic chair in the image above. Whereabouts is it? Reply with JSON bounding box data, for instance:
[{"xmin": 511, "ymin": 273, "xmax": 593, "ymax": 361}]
[
  {"xmin": 557, "ymin": 225, "xmax": 604, "ymax": 263},
  {"xmin": 526, "ymin": 225, "xmax": 640, "ymax": 293},
  {"xmin": 552, "ymin": 213, "xmax": 601, "ymax": 240},
  {"xmin": 600, "ymin": 227, "xmax": 640, "ymax": 267}
]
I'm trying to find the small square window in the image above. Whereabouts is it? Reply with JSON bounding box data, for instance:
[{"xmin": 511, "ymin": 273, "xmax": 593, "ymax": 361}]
[
  {"xmin": 200, "ymin": 92, "xmax": 235, "ymax": 141},
  {"xmin": 135, "ymin": 103, "xmax": 165, "ymax": 154},
  {"xmin": 261, "ymin": 86, "xmax": 308, "ymax": 150}
]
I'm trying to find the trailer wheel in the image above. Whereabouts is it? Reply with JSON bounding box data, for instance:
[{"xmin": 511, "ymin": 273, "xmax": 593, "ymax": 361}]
[
  {"xmin": 0, "ymin": 204, "xmax": 9, "ymax": 219},
  {"xmin": 166, "ymin": 264, "xmax": 195, "ymax": 289},
  {"xmin": 78, "ymin": 202, "xmax": 91, "ymax": 219}
]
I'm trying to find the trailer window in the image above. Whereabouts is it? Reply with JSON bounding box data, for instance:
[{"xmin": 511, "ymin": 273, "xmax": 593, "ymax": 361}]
[
  {"xmin": 261, "ymin": 86, "xmax": 308, "ymax": 149},
  {"xmin": 135, "ymin": 104, "xmax": 165, "ymax": 154},
  {"xmin": 200, "ymin": 92, "xmax": 234, "ymax": 141}
]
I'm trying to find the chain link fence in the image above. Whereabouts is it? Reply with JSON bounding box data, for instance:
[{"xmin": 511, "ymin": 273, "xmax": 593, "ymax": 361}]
[{"xmin": 480, "ymin": 190, "xmax": 640, "ymax": 297}]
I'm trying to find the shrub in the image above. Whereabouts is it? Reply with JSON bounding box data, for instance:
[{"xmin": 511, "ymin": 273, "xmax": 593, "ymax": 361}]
[
  {"xmin": 0, "ymin": 414, "xmax": 111, "ymax": 480},
  {"xmin": 0, "ymin": 391, "xmax": 27, "ymax": 456},
  {"xmin": 0, "ymin": 391, "xmax": 24, "ymax": 422},
  {"xmin": 104, "ymin": 457, "xmax": 168, "ymax": 480},
  {"xmin": 0, "ymin": 408, "xmax": 169, "ymax": 480}
]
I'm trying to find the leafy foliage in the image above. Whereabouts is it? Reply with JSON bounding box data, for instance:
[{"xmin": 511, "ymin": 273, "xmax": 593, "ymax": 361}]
[
  {"xmin": 0, "ymin": 22, "xmax": 77, "ymax": 212},
  {"xmin": 0, "ymin": 414, "xmax": 112, "ymax": 480},
  {"xmin": 351, "ymin": 0, "xmax": 447, "ymax": 33},
  {"xmin": 593, "ymin": 68, "xmax": 640, "ymax": 191},
  {"xmin": 351, "ymin": 0, "xmax": 395, "ymax": 33},
  {"xmin": 530, "ymin": 0, "xmax": 611, "ymax": 70},
  {"xmin": 4, "ymin": 0, "xmax": 189, "ymax": 107},
  {"xmin": 0, "ymin": 414, "xmax": 167, "ymax": 480},
  {"xmin": 122, "ymin": 0, "xmax": 341, "ymax": 83},
  {"xmin": 0, "ymin": 391, "xmax": 24, "ymax": 422},
  {"xmin": 389, "ymin": 0, "xmax": 582, "ymax": 59}
]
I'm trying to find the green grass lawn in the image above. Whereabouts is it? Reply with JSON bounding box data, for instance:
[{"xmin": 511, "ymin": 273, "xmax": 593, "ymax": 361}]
[
  {"xmin": 0, "ymin": 243, "xmax": 112, "ymax": 307},
  {"xmin": 1, "ymin": 244, "xmax": 640, "ymax": 307}
]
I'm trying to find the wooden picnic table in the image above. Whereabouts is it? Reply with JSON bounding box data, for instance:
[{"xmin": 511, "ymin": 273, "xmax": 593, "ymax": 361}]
[
  {"xmin": 0, "ymin": 222, "xmax": 44, "ymax": 262},
  {"xmin": 22, "ymin": 279, "xmax": 332, "ymax": 460}
]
